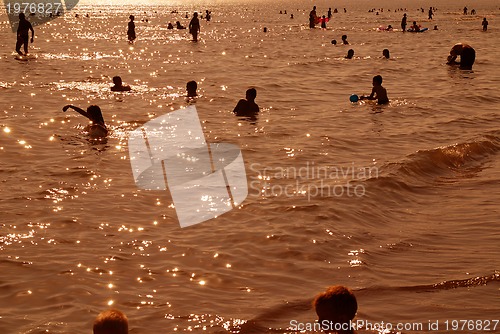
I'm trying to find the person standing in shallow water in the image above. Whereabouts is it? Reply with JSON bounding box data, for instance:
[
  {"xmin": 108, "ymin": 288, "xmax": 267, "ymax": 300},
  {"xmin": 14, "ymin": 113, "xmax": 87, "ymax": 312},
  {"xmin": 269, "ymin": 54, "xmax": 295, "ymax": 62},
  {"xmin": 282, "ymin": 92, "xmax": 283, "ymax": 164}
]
[
  {"xmin": 309, "ymin": 6, "xmax": 317, "ymax": 28},
  {"xmin": 189, "ymin": 12, "xmax": 200, "ymax": 42},
  {"xmin": 16, "ymin": 13, "xmax": 34, "ymax": 55},
  {"xmin": 127, "ymin": 15, "xmax": 136, "ymax": 43},
  {"xmin": 401, "ymin": 13, "xmax": 407, "ymax": 32}
]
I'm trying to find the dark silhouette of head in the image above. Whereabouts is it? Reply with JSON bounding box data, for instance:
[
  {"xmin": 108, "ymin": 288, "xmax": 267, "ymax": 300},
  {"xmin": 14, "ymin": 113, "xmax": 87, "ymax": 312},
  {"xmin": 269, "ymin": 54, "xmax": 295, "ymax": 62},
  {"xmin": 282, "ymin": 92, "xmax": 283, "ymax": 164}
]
[
  {"xmin": 129, "ymin": 15, "xmax": 134, "ymax": 20},
  {"xmin": 373, "ymin": 75, "xmax": 383, "ymax": 85},
  {"xmin": 186, "ymin": 80, "xmax": 197, "ymax": 97},
  {"xmin": 331, "ymin": 39, "xmax": 337, "ymax": 45},
  {"xmin": 313, "ymin": 286, "xmax": 357, "ymax": 333},
  {"xmin": 19, "ymin": 13, "xmax": 26, "ymax": 20},
  {"xmin": 382, "ymin": 49, "xmax": 390, "ymax": 58},
  {"xmin": 112, "ymin": 76, "xmax": 123, "ymax": 86},
  {"xmin": 87, "ymin": 105, "xmax": 105, "ymax": 126},
  {"xmin": 93, "ymin": 309, "xmax": 128, "ymax": 334},
  {"xmin": 346, "ymin": 49, "xmax": 354, "ymax": 59},
  {"xmin": 246, "ymin": 88, "xmax": 257, "ymax": 101}
]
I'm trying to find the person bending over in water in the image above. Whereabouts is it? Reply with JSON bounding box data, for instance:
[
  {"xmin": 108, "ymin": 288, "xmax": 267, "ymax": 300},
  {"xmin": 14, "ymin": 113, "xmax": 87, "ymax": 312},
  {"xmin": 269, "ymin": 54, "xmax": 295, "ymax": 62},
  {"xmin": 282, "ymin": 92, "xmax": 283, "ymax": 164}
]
[
  {"xmin": 313, "ymin": 286, "xmax": 358, "ymax": 334},
  {"xmin": 16, "ymin": 13, "xmax": 34, "ymax": 55},
  {"xmin": 93, "ymin": 309, "xmax": 128, "ymax": 334},
  {"xmin": 127, "ymin": 15, "xmax": 136, "ymax": 43},
  {"xmin": 360, "ymin": 75, "xmax": 389, "ymax": 105},
  {"xmin": 189, "ymin": 12, "xmax": 201, "ymax": 41},
  {"xmin": 446, "ymin": 43, "xmax": 475, "ymax": 70},
  {"xmin": 233, "ymin": 88, "xmax": 259, "ymax": 117},
  {"xmin": 62, "ymin": 104, "xmax": 108, "ymax": 137},
  {"xmin": 111, "ymin": 76, "xmax": 131, "ymax": 92},
  {"xmin": 345, "ymin": 49, "xmax": 354, "ymax": 59}
]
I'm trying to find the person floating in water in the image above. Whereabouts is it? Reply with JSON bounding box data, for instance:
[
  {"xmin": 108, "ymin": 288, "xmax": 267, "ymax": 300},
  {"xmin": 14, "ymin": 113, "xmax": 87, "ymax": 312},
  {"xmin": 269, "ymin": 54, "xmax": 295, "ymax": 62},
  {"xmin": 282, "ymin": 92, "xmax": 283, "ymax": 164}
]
[
  {"xmin": 93, "ymin": 309, "xmax": 128, "ymax": 334},
  {"xmin": 189, "ymin": 12, "xmax": 201, "ymax": 42},
  {"xmin": 111, "ymin": 76, "xmax": 131, "ymax": 92},
  {"xmin": 233, "ymin": 88, "xmax": 259, "ymax": 117},
  {"xmin": 127, "ymin": 15, "xmax": 136, "ymax": 43},
  {"xmin": 62, "ymin": 104, "xmax": 108, "ymax": 137},
  {"xmin": 313, "ymin": 286, "xmax": 358, "ymax": 334},
  {"xmin": 341, "ymin": 34, "xmax": 349, "ymax": 44},
  {"xmin": 401, "ymin": 13, "xmax": 407, "ymax": 32},
  {"xmin": 16, "ymin": 13, "xmax": 34, "ymax": 56},
  {"xmin": 447, "ymin": 43, "xmax": 475, "ymax": 70},
  {"xmin": 176, "ymin": 21, "xmax": 186, "ymax": 29},
  {"xmin": 482, "ymin": 18, "xmax": 488, "ymax": 31},
  {"xmin": 360, "ymin": 75, "xmax": 389, "ymax": 105},
  {"xmin": 186, "ymin": 80, "xmax": 197, "ymax": 99},
  {"xmin": 309, "ymin": 6, "xmax": 317, "ymax": 28},
  {"xmin": 345, "ymin": 49, "xmax": 354, "ymax": 59},
  {"xmin": 382, "ymin": 49, "xmax": 390, "ymax": 59}
]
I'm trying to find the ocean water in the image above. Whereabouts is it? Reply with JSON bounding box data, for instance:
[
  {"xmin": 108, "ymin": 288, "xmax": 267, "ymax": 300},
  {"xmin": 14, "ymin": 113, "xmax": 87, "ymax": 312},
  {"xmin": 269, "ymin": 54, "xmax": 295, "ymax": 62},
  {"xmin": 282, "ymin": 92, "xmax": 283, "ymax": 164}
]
[{"xmin": 0, "ymin": 0, "xmax": 499, "ymax": 333}]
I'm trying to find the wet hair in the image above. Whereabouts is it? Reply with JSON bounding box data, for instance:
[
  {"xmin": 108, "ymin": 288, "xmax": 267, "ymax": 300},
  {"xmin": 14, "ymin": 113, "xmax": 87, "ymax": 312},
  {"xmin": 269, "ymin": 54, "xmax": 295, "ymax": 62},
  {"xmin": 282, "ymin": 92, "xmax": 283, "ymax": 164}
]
[
  {"xmin": 87, "ymin": 105, "xmax": 105, "ymax": 126},
  {"xmin": 93, "ymin": 309, "xmax": 128, "ymax": 334},
  {"xmin": 112, "ymin": 76, "xmax": 122, "ymax": 85},
  {"xmin": 246, "ymin": 88, "xmax": 257, "ymax": 100},
  {"xmin": 313, "ymin": 286, "xmax": 357, "ymax": 324},
  {"xmin": 373, "ymin": 75, "xmax": 383, "ymax": 84}
]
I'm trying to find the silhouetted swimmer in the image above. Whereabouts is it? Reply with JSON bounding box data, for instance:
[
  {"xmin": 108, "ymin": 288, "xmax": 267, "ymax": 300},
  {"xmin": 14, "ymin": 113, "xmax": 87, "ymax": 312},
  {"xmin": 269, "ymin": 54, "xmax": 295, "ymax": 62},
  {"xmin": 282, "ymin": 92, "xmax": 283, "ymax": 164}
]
[
  {"xmin": 463, "ymin": 6, "xmax": 468, "ymax": 15},
  {"xmin": 331, "ymin": 39, "xmax": 337, "ymax": 45},
  {"xmin": 205, "ymin": 10, "xmax": 211, "ymax": 21},
  {"xmin": 341, "ymin": 34, "xmax": 348, "ymax": 44},
  {"xmin": 321, "ymin": 15, "xmax": 327, "ymax": 29},
  {"xmin": 386, "ymin": 24, "xmax": 393, "ymax": 30},
  {"xmin": 328, "ymin": 8, "xmax": 332, "ymax": 18},
  {"xmin": 176, "ymin": 21, "xmax": 186, "ymax": 29},
  {"xmin": 345, "ymin": 49, "xmax": 354, "ymax": 59},
  {"xmin": 401, "ymin": 13, "xmax": 407, "ymax": 32},
  {"xmin": 313, "ymin": 286, "xmax": 357, "ymax": 334},
  {"xmin": 167, "ymin": 22, "xmax": 174, "ymax": 29},
  {"xmin": 16, "ymin": 13, "xmax": 34, "ymax": 56},
  {"xmin": 471, "ymin": 9, "xmax": 476, "ymax": 15},
  {"xmin": 62, "ymin": 104, "xmax": 108, "ymax": 137},
  {"xmin": 434, "ymin": 25, "xmax": 438, "ymax": 30},
  {"xmin": 186, "ymin": 80, "xmax": 197, "ymax": 98},
  {"xmin": 233, "ymin": 88, "xmax": 259, "ymax": 117},
  {"xmin": 482, "ymin": 18, "xmax": 488, "ymax": 31},
  {"xmin": 290, "ymin": 14, "xmax": 294, "ymax": 19},
  {"xmin": 382, "ymin": 48, "xmax": 390, "ymax": 58},
  {"xmin": 309, "ymin": 6, "xmax": 317, "ymax": 28},
  {"xmin": 189, "ymin": 12, "xmax": 200, "ymax": 42},
  {"xmin": 127, "ymin": 15, "xmax": 136, "ymax": 43},
  {"xmin": 410, "ymin": 21, "xmax": 420, "ymax": 32},
  {"xmin": 263, "ymin": 27, "xmax": 267, "ymax": 32},
  {"xmin": 111, "ymin": 76, "xmax": 131, "ymax": 92},
  {"xmin": 447, "ymin": 43, "xmax": 475, "ymax": 70},
  {"xmin": 360, "ymin": 75, "xmax": 389, "ymax": 104},
  {"xmin": 93, "ymin": 309, "xmax": 128, "ymax": 334}
]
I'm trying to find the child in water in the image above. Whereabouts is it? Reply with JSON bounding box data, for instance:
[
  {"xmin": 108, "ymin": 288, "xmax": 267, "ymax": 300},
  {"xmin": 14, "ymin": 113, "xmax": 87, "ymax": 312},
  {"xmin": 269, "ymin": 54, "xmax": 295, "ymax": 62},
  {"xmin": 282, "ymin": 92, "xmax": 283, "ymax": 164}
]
[
  {"xmin": 62, "ymin": 104, "xmax": 108, "ymax": 137},
  {"xmin": 360, "ymin": 75, "xmax": 389, "ymax": 104}
]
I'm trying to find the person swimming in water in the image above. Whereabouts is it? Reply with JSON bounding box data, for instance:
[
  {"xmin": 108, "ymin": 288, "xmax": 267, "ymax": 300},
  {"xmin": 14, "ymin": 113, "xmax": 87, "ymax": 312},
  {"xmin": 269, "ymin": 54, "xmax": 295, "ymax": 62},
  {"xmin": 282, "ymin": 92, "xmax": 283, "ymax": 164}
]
[
  {"xmin": 345, "ymin": 49, "xmax": 354, "ymax": 59},
  {"xmin": 176, "ymin": 21, "xmax": 186, "ymax": 29},
  {"xmin": 313, "ymin": 286, "xmax": 358, "ymax": 334},
  {"xmin": 360, "ymin": 75, "xmax": 389, "ymax": 105},
  {"xmin": 93, "ymin": 309, "xmax": 128, "ymax": 334},
  {"xmin": 233, "ymin": 88, "xmax": 259, "ymax": 117},
  {"xmin": 382, "ymin": 49, "xmax": 390, "ymax": 59},
  {"xmin": 127, "ymin": 15, "xmax": 136, "ymax": 43},
  {"xmin": 62, "ymin": 104, "xmax": 108, "ymax": 137},
  {"xmin": 186, "ymin": 80, "xmax": 197, "ymax": 99},
  {"xmin": 16, "ymin": 13, "xmax": 34, "ymax": 55},
  {"xmin": 341, "ymin": 34, "xmax": 349, "ymax": 44},
  {"xmin": 447, "ymin": 43, "xmax": 475, "ymax": 70},
  {"xmin": 111, "ymin": 76, "xmax": 131, "ymax": 92}
]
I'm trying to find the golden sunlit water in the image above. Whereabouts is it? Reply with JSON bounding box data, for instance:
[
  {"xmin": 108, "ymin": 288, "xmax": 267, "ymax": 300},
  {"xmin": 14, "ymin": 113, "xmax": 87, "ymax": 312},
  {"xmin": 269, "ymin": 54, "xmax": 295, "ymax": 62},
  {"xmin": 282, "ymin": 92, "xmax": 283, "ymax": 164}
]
[{"xmin": 1, "ymin": 0, "xmax": 500, "ymax": 333}]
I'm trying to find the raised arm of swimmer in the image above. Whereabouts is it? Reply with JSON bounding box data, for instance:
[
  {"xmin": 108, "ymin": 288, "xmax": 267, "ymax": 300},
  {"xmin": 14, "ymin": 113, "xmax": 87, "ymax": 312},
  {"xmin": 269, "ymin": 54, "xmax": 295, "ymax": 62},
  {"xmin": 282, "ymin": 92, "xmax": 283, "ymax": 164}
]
[{"xmin": 63, "ymin": 104, "xmax": 89, "ymax": 118}]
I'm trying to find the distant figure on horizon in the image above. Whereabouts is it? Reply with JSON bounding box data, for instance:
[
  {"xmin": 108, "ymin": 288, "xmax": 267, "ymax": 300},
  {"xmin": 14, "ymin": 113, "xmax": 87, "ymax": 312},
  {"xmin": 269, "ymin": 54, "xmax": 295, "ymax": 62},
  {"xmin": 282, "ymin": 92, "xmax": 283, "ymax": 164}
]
[
  {"xmin": 93, "ymin": 309, "xmax": 128, "ymax": 334},
  {"xmin": 345, "ymin": 49, "xmax": 354, "ymax": 59},
  {"xmin": 382, "ymin": 48, "xmax": 390, "ymax": 59},
  {"xmin": 189, "ymin": 12, "xmax": 201, "ymax": 42},
  {"xmin": 447, "ymin": 43, "xmax": 475, "ymax": 70},
  {"xmin": 62, "ymin": 104, "xmax": 108, "ymax": 137},
  {"xmin": 205, "ymin": 10, "xmax": 211, "ymax": 21},
  {"xmin": 313, "ymin": 286, "xmax": 358, "ymax": 334},
  {"xmin": 167, "ymin": 22, "xmax": 174, "ymax": 29},
  {"xmin": 401, "ymin": 13, "xmax": 407, "ymax": 32},
  {"xmin": 16, "ymin": 13, "xmax": 34, "ymax": 55},
  {"xmin": 309, "ymin": 6, "xmax": 317, "ymax": 28},
  {"xmin": 233, "ymin": 88, "xmax": 259, "ymax": 117},
  {"xmin": 290, "ymin": 14, "xmax": 294, "ymax": 19},
  {"xmin": 471, "ymin": 9, "xmax": 476, "ymax": 15},
  {"xmin": 341, "ymin": 34, "xmax": 349, "ymax": 44},
  {"xmin": 428, "ymin": 7, "xmax": 433, "ymax": 19},
  {"xmin": 360, "ymin": 75, "xmax": 389, "ymax": 105},
  {"xmin": 127, "ymin": 15, "xmax": 136, "ymax": 43},
  {"xmin": 328, "ymin": 7, "xmax": 332, "ymax": 19},
  {"xmin": 186, "ymin": 80, "xmax": 197, "ymax": 98},
  {"xmin": 463, "ymin": 6, "xmax": 468, "ymax": 15},
  {"xmin": 482, "ymin": 18, "xmax": 488, "ymax": 31},
  {"xmin": 111, "ymin": 76, "xmax": 131, "ymax": 92}
]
